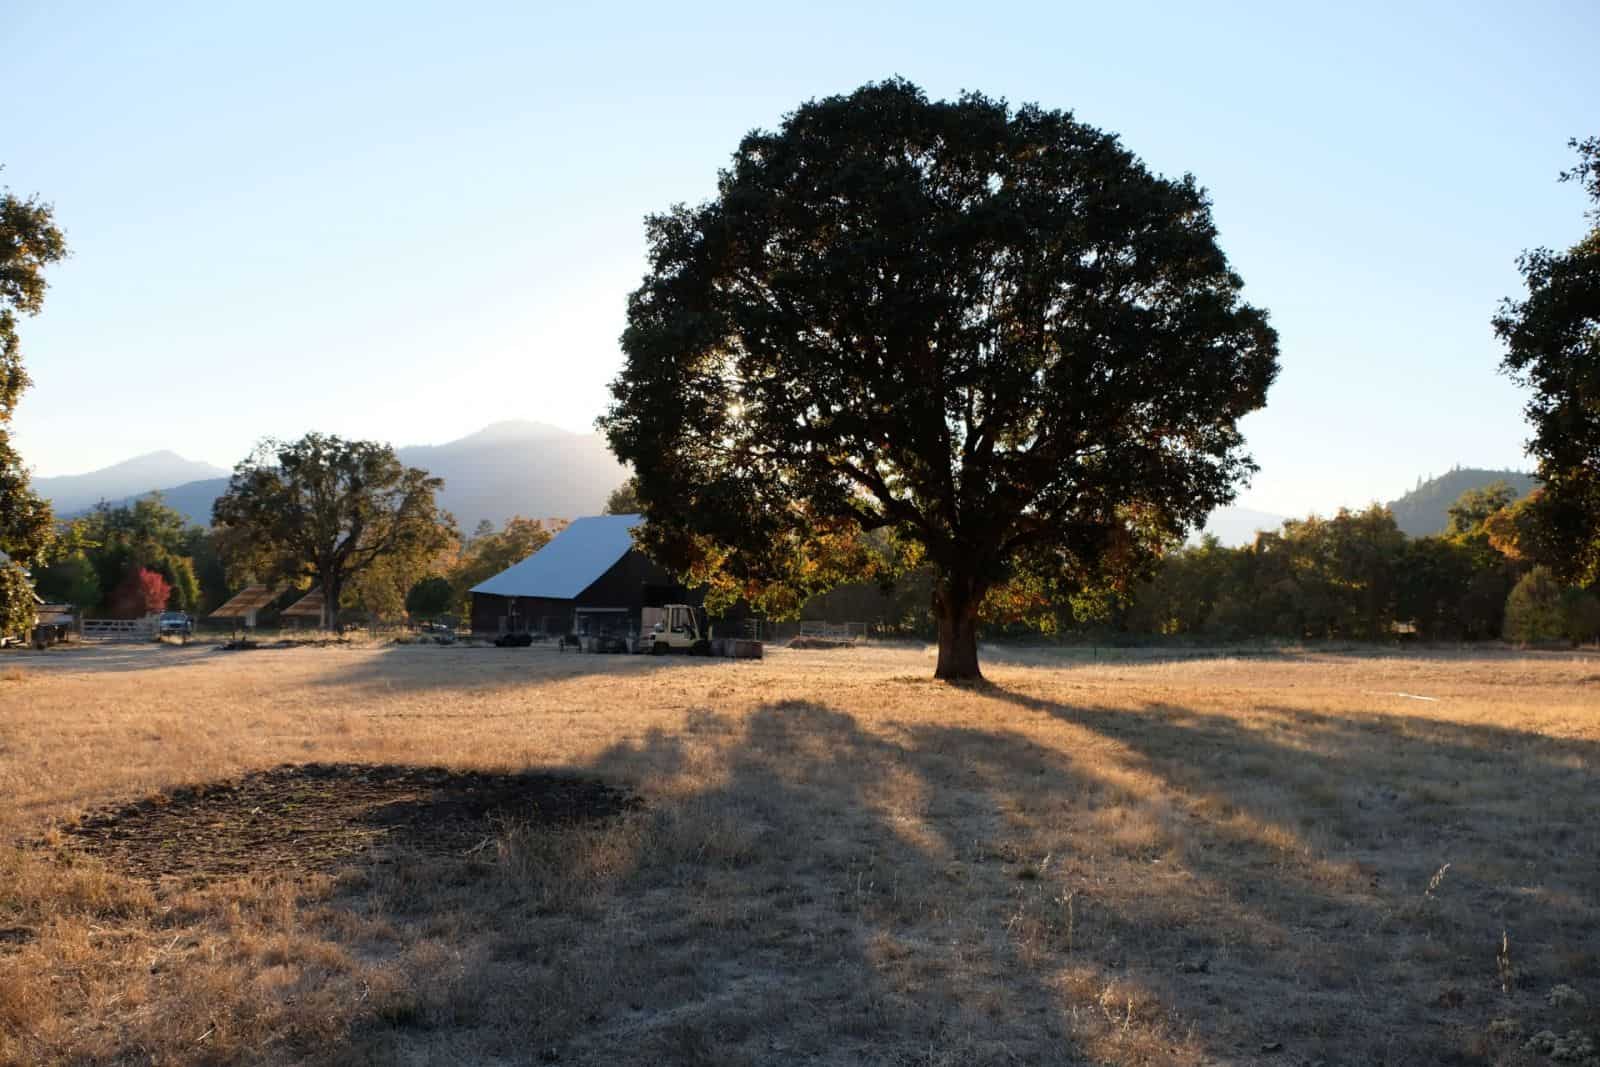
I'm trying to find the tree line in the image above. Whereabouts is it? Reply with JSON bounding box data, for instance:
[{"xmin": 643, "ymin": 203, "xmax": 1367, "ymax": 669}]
[
  {"xmin": 29, "ymin": 438, "xmax": 583, "ymax": 630},
  {"xmin": 1102, "ymin": 487, "xmax": 1597, "ymax": 644},
  {"xmin": 798, "ymin": 483, "xmax": 1600, "ymax": 646}
]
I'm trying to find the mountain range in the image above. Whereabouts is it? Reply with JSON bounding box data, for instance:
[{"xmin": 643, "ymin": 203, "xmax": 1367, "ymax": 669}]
[
  {"xmin": 35, "ymin": 451, "xmax": 230, "ymax": 516},
  {"xmin": 39, "ymin": 421, "xmax": 628, "ymax": 532},
  {"xmin": 34, "ymin": 431, "xmax": 1537, "ymax": 546}
]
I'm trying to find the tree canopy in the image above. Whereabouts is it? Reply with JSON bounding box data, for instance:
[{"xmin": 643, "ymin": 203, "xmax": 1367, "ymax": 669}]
[
  {"xmin": 212, "ymin": 434, "xmax": 456, "ymax": 628},
  {"xmin": 0, "ymin": 177, "xmax": 67, "ymax": 637},
  {"xmin": 108, "ymin": 566, "xmax": 172, "ymax": 620},
  {"xmin": 601, "ymin": 80, "xmax": 1278, "ymax": 678},
  {"xmin": 603, "ymin": 477, "xmax": 641, "ymax": 516},
  {"xmin": 446, "ymin": 517, "xmax": 554, "ymax": 615},
  {"xmin": 36, "ymin": 495, "xmax": 212, "ymax": 614},
  {"xmin": 1495, "ymin": 136, "xmax": 1600, "ymax": 583},
  {"xmin": 1, "ymin": 182, "xmax": 68, "ymax": 422}
]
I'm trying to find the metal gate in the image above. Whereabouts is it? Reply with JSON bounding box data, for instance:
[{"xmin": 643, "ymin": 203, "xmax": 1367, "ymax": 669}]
[{"xmin": 80, "ymin": 617, "xmax": 157, "ymax": 641}]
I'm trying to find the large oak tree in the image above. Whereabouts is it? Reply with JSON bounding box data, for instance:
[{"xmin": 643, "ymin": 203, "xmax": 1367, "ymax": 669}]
[
  {"xmin": 1495, "ymin": 137, "xmax": 1600, "ymax": 583},
  {"xmin": 213, "ymin": 434, "xmax": 456, "ymax": 628},
  {"xmin": 602, "ymin": 81, "xmax": 1278, "ymax": 679}
]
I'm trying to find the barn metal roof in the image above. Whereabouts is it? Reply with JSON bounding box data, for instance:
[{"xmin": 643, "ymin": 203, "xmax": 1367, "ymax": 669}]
[{"xmin": 470, "ymin": 514, "xmax": 642, "ymax": 600}]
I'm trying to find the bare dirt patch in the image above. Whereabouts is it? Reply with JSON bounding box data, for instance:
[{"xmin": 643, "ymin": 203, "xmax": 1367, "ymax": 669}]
[{"xmin": 58, "ymin": 763, "xmax": 639, "ymax": 882}]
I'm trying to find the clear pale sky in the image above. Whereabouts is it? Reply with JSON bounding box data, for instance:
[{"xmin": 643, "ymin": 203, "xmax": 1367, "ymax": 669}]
[{"xmin": 6, "ymin": 0, "xmax": 1597, "ymax": 516}]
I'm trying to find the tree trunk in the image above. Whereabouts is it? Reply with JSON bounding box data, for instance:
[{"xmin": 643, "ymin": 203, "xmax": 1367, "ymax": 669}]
[
  {"xmin": 322, "ymin": 575, "xmax": 340, "ymax": 632},
  {"xmin": 933, "ymin": 575, "xmax": 984, "ymax": 681}
]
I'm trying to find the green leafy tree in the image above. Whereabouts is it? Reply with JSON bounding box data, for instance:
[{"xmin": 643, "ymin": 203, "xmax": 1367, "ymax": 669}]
[
  {"xmin": 1394, "ymin": 536, "xmax": 1492, "ymax": 640},
  {"xmin": 603, "ymin": 477, "xmax": 641, "ymax": 515},
  {"xmin": 71, "ymin": 494, "xmax": 210, "ymax": 613},
  {"xmin": 1255, "ymin": 507, "xmax": 1405, "ymax": 640},
  {"xmin": 1124, "ymin": 535, "xmax": 1243, "ymax": 637},
  {"xmin": 1482, "ymin": 488, "xmax": 1562, "ymax": 570},
  {"xmin": 182, "ymin": 527, "xmax": 230, "ymax": 614},
  {"xmin": 405, "ymin": 576, "xmax": 455, "ymax": 619},
  {"xmin": 1445, "ymin": 481, "xmax": 1518, "ymax": 537},
  {"xmin": 0, "ymin": 454, "xmax": 52, "ymax": 569},
  {"xmin": 1, "ymin": 181, "xmax": 68, "ymax": 421},
  {"xmin": 1495, "ymin": 137, "xmax": 1600, "ymax": 583},
  {"xmin": 1559, "ymin": 586, "xmax": 1600, "ymax": 645},
  {"xmin": 1503, "ymin": 566, "xmax": 1566, "ymax": 644},
  {"xmin": 344, "ymin": 533, "xmax": 457, "ymax": 621},
  {"xmin": 31, "ymin": 552, "xmax": 101, "ymax": 608},
  {"xmin": 447, "ymin": 516, "xmax": 553, "ymax": 614},
  {"xmin": 212, "ymin": 434, "xmax": 457, "ymax": 628},
  {"xmin": 155, "ymin": 555, "xmax": 201, "ymax": 612},
  {"xmin": 0, "ymin": 560, "xmax": 34, "ymax": 641},
  {"xmin": 0, "ymin": 177, "xmax": 68, "ymax": 635},
  {"xmin": 601, "ymin": 80, "xmax": 1278, "ymax": 679}
]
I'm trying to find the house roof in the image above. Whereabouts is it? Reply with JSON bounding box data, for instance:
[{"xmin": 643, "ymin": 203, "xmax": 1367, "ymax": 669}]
[{"xmin": 470, "ymin": 514, "xmax": 641, "ymax": 600}]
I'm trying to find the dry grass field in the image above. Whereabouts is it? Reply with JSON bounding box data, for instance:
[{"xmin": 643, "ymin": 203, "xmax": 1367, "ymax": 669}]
[{"xmin": 2, "ymin": 641, "xmax": 1598, "ymax": 1066}]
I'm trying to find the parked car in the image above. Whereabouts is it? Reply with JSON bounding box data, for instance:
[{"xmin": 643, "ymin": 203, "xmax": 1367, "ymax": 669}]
[
  {"xmin": 427, "ymin": 621, "xmax": 457, "ymax": 645},
  {"xmin": 158, "ymin": 611, "xmax": 194, "ymax": 637}
]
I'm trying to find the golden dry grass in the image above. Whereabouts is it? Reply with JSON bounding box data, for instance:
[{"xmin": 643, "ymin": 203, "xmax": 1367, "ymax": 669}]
[{"xmin": 2, "ymin": 641, "xmax": 1598, "ymax": 1065}]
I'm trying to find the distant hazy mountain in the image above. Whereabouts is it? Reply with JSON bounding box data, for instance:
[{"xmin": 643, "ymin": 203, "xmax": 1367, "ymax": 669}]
[
  {"xmin": 47, "ymin": 421, "xmax": 628, "ymax": 530},
  {"xmin": 395, "ymin": 421, "xmax": 626, "ymax": 530},
  {"xmin": 34, "ymin": 451, "xmax": 228, "ymax": 515},
  {"xmin": 1386, "ymin": 467, "xmax": 1538, "ymax": 537},
  {"xmin": 1197, "ymin": 507, "xmax": 1287, "ymax": 547}
]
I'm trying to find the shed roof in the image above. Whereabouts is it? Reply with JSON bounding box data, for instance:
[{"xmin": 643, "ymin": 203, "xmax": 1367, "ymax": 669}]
[
  {"xmin": 281, "ymin": 589, "xmax": 326, "ymax": 618},
  {"xmin": 209, "ymin": 585, "xmax": 279, "ymax": 618},
  {"xmin": 470, "ymin": 514, "xmax": 642, "ymax": 600}
]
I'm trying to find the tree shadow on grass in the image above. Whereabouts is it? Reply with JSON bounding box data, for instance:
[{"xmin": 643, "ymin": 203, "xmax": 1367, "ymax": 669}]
[
  {"xmin": 306, "ymin": 642, "xmax": 732, "ymax": 696},
  {"xmin": 18, "ymin": 687, "xmax": 1600, "ymax": 1065},
  {"xmin": 285, "ymin": 703, "xmax": 1107, "ymax": 1065},
  {"xmin": 6, "ymin": 641, "xmax": 220, "ymax": 676},
  {"xmin": 975, "ymin": 683, "xmax": 1600, "ymax": 1062},
  {"xmin": 322, "ymin": 693, "xmax": 1483, "ymax": 1065}
]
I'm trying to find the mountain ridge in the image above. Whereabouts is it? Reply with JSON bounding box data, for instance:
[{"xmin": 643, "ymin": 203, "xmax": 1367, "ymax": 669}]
[
  {"xmin": 1384, "ymin": 467, "xmax": 1538, "ymax": 537},
  {"xmin": 43, "ymin": 424, "xmax": 627, "ymax": 531},
  {"xmin": 35, "ymin": 451, "xmax": 230, "ymax": 515}
]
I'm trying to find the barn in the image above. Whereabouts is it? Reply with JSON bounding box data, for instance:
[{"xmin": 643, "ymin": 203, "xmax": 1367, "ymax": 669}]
[{"xmin": 468, "ymin": 514, "xmax": 695, "ymax": 639}]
